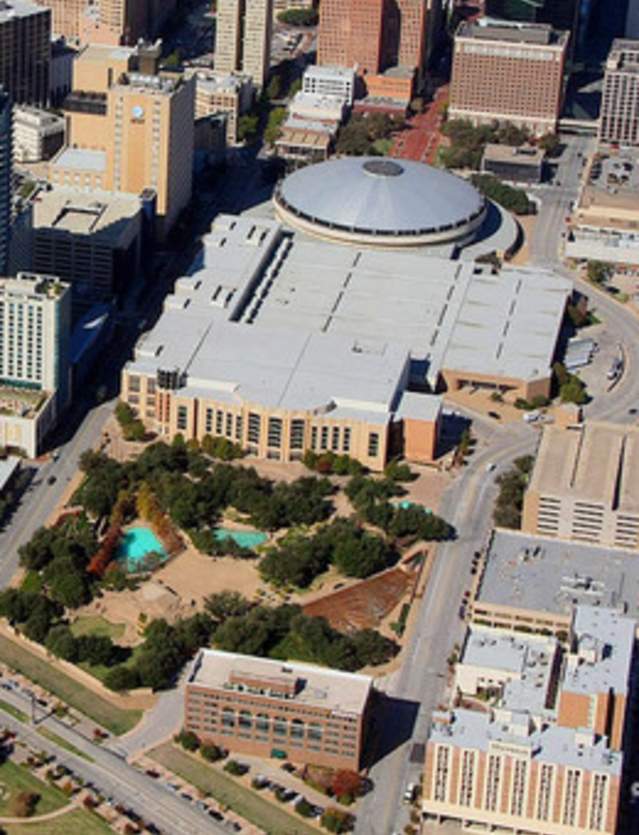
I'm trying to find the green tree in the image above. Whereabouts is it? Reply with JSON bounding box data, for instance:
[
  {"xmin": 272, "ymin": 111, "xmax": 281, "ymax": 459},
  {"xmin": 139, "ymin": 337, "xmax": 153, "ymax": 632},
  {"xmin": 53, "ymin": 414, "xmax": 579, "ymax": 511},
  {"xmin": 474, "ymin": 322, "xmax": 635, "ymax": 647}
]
[
  {"xmin": 204, "ymin": 591, "xmax": 251, "ymax": 623},
  {"xmin": 237, "ymin": 114, "xmax": 259, "ymax": 143},
  {"xmin": 104, "ymin": 665, "xmax": 140, "ymax": 692},
  {"xmin": 175, "ymin": 729, "xmax": 200, "ymax": 751},
  {"xmin": 266, "ymin": 75, "xmax": 282, "ymax": 101},
  {"xmin": 45, "ymin": 625, "xmax": 78, "ymax": 662},
  {"xmin": 264, "ymin": 107, "xmax": 287, "ymax": 145},
  {"xmin": 586, "ymin": 260, "xmax": 613, "ymax": 285}
]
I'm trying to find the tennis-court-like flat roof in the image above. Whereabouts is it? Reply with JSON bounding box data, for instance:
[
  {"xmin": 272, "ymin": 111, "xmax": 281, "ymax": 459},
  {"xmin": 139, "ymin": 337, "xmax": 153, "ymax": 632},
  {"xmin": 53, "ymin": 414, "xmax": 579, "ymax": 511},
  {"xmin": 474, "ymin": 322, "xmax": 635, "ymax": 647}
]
[
  {"xmin": 478, "ymin": 529, "xmax": 639, "ymax": 620},
  {"xmin": 126, "ymin": 214, "xmax": 570, "ymax": 417}
]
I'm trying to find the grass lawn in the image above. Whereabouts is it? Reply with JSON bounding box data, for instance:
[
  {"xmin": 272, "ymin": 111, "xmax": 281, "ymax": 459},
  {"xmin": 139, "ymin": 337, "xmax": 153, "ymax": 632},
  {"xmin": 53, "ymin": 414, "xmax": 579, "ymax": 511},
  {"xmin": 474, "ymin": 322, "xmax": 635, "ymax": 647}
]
[
  {"xmin": 0, "ymin": 698, "xmax": 28, "ymax": 723},
  {"xmin": 69, "ymin": 617, "xmax": 125, "ymax": 642},
  {"xmin": 0, "ymin": 635, "xmax": 141, "ymax": 736},
  {"xmin": 36, "ymin": 728, "xmax": 94, "ymax": 763},
  {"xmin": 0, "ymin": 760, "xmax": 69, "ymax": 817},
  {"xmin": 4, "ymin": 809, "xmax": 113, "ymax": 833},
  {"xmin": 150, "ymin": 743, "xmax": 319, "ymax": 835}
]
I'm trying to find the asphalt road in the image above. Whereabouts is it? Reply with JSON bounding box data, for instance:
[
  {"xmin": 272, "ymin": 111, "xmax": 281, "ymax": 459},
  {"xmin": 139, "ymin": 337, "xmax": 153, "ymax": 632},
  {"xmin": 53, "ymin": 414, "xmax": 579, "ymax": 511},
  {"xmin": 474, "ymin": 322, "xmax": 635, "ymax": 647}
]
[{"xmin": 0, "ymin": 686, "xmax": 225, "ymax": 835}]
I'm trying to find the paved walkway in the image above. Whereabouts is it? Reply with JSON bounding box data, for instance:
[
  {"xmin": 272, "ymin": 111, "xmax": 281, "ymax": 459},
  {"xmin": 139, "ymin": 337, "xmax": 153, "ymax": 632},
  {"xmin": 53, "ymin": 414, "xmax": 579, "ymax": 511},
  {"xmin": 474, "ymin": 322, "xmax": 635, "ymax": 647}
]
[
  {"xmin": 390, "ymin": 85, "xmax": 448, "ymax": 164},
  {"xmin": 0, "ymin": 801, "xmax": 74, "ymax": 824}
]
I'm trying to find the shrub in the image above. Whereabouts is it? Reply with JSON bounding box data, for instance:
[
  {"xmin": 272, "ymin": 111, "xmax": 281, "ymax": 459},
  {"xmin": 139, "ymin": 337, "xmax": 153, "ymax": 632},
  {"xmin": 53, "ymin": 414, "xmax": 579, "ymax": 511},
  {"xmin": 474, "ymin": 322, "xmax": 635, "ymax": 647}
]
[
  {"xmin": 175, "ymin": 729, "xmax": 200, "ymax": 752},
  {"xmin": 296, "ymin": 797, "xmax": 315, "ymax": 817},
  {"xmin": 321, "ymin": 807, "xmax": 356, "ymax": 833},
  {"xmin": 200, "ymin": 744, "xmax": 224, "ymax": 762},
  {"xmin": 10, "ymin": 791, "xmax": 39, "ymax": 817},
  {"xmin": 223, "ymin": 760, "xmax": 248, "ymax": 776}
]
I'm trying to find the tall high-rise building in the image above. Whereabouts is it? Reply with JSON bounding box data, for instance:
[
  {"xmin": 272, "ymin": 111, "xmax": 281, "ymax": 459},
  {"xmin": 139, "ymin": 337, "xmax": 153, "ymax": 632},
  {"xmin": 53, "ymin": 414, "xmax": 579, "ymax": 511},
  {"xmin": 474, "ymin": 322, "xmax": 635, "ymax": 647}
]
[
  {"xmin": 215, "ymin": 0, "xmax": 274, "ymax": 90},
  {"xmin": 485, "ymin": 0, "xmax": 579, "ymax": 30},
  {"xmin": 0, "ymin": 272, "xmax": 71, "ymax": 403},
  {"xmin": 0, "ymin": 92, "xmax": 10, "ymax": 276},
  {"xmin": 59, "ymin": 46, "xmax": 194, "ymax": 239},
  {"xmin": 318, "ymin": 0, "xmax": 386, "ymax": 76},
  {"xmin": 0, "ymin": 0, "xmax": 51, "ymax": 106},
  {"xmin": 449, "ymin": 20, "xmax": 569, "ymax": 134},
  {"xmin": 599, "ymin": 38, "xmax": 639, "ymax": 146},
  {"xmin": 318, "ymin": 0, "xmax": 440, "ymax": 93},
  {"xmin": 35, "ymin": 0, "xmax": 171, "ymax": 46}
]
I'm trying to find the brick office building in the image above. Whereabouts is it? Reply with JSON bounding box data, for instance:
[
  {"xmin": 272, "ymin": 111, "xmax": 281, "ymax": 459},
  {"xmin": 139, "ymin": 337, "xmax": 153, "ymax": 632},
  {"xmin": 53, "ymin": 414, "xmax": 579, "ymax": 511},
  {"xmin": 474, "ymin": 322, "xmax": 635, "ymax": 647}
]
[
  {"xmin": 450, "ymin": 20, "xmax": 569, "ymax": 135},
  {"xmin": 184, "ymin": 650, "xmax": 374, "ymax": 771}
]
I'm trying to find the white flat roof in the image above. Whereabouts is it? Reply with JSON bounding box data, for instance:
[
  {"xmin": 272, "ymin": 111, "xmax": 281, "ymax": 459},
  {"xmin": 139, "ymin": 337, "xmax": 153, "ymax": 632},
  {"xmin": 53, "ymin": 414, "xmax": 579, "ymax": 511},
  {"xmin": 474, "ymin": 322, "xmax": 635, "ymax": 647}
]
[
  {"xmin": 51, "ymin": 147, "xmax": 107, "ymax": 173},
  {"xmin": 188, "ymin": 649, "xmax": 373, "ymax": 715}
]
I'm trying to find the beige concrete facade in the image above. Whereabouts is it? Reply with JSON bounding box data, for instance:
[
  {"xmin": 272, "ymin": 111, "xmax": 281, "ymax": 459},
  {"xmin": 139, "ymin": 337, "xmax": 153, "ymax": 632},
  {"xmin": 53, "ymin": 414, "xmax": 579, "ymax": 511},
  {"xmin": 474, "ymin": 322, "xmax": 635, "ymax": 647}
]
[
  {"xmin": 599, "ymin": 39, "xmax": 639, "ymax": 147},
  {"xmin": 184, "ymin": 650, "xmax": 372, "ymax": 771},
  {"xmin": 62, "ymin": 52, "xmax": 194, "ymax": 239},
  {"xmin": 121, "ymin": 368, "xmax": 416, "ymax": 472},
  {"xmin": 522, "ymin": 422, "xmax": 639, "ymax": 549},
  {"xmin": 441, "ymin": 367, "xmax": 553, "ymax": 403},
  {"xmin": 37, "ymin": 0, "xmax": 155, "ymax": 46},
  {"xmin": 423, "ymin": 740, "xmax": 621, "ymax": 835},
  {"xmin": 215, "ymin": 0, "xmax": 273, "ymax": 90},
  {"xmin": 185, "ymin": 69, "xmax": 254, "ymax": 145},
  {"xmin": 450, "ymin": 21, "xmax": 569, "ymax": 135}
]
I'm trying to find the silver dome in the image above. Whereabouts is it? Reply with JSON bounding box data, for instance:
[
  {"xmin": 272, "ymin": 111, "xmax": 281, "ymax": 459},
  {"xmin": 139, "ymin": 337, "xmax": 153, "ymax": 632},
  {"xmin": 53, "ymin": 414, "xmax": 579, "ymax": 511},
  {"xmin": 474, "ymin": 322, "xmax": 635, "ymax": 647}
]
[{"xmin": 274, "ymin": 157, "xmax": 486, "ymax": 244}]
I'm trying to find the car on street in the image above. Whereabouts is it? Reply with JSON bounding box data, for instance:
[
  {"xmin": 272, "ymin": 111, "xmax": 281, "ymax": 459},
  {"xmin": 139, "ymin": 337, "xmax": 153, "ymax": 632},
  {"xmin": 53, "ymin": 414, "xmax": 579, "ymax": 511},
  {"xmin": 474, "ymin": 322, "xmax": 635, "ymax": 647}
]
[{"xmin": 47, "ymin": 475, "xmax": 57, "ymax": 485}]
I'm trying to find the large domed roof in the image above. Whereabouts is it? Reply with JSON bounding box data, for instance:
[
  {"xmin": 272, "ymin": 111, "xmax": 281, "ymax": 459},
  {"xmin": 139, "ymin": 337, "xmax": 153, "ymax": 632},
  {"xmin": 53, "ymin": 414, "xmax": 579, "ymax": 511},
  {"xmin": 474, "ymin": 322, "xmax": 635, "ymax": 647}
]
[{"xmin": 274, "ymin": 157, "xmax": 486, "ymax": 247}]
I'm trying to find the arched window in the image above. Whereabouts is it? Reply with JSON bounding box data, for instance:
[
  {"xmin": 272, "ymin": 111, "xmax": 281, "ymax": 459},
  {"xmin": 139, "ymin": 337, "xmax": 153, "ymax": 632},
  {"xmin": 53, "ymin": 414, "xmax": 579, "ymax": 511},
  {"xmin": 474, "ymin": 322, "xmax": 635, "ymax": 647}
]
[
  {"xmin": 291, "ymin": 718, "xmax": 304, "ymax": 739},
  {"xmin": 239, "ymin": 710, "xmax": 252, "ymax": 729},
  {"xmin": 221, "ymin": 708, "xmax": 235, "ymax": 728}
]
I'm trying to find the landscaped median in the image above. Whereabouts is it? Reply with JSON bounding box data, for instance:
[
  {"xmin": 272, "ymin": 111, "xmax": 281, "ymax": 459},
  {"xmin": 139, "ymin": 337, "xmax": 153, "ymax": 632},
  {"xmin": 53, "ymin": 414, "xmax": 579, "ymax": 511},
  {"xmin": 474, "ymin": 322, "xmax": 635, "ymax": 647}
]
[
  {"xmin": 0, "ymin": 633, "xmax": 141, "ymax": 736},
  {"xmin": 149, "ymin": 742, "xmax": 320, "ymax": 835}
]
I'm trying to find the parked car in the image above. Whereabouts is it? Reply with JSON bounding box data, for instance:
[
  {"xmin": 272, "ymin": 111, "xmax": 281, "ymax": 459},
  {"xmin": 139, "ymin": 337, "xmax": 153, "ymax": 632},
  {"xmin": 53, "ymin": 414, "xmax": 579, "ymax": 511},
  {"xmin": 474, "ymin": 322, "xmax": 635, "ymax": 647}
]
[{"xmin": 403, "ymin": 782, "xmax": 417, "ymax": 803}]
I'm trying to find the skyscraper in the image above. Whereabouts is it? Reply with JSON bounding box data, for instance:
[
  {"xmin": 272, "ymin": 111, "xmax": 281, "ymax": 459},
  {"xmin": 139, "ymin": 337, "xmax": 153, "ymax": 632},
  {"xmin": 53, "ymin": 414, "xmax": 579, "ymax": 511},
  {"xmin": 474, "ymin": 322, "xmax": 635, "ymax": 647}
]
[
  {"xmin": 0, "ymin": 0, "xmax": 51, "ymax": 106},
  {"xmin": 0, "ymin": 273, "xmax": 71, "ymax": 405},
  {"xmin": 60, "ymin": 46, "xmax": 195, "ymax": 240},
  {"xmin": 317, "ymin": 0, "xmax": 439, "ymax": 92},
  {"xmin": 35, "ymin": 0, "xmax": 157, "ymax": 45},
  {"xmin": 215, "ymin": 0, "xmax": 274, "ymax": 90},
  {"xmin": 599, "ymin": 38, "xmax": 639, "ymax": 146},
  {"xmin": 0, "ymin": 91, "xmax": 10, "ymax": 276},
  {"xmin": 450, "ymin": 20, "xmax": 569, "ymax": 134}
]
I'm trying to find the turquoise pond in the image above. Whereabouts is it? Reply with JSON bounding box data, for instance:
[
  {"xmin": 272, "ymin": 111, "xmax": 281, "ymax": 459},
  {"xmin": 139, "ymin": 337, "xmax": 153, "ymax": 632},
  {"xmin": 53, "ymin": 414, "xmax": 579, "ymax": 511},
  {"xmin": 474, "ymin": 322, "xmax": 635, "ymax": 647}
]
[
  {"xmin": 117, "ymin": 527, "xmax": 167, "ymax": 571},
  {"xmin": 215, "ymin": 528, "xmax": 268, "ymax": 549}
]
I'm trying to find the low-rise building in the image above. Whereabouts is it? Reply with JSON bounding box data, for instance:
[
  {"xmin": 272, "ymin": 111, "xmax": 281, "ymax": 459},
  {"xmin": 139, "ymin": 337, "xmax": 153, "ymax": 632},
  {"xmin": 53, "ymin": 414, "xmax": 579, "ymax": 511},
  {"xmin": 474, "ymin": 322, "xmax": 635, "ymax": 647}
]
[
  {"xmin": 13, "ymin": 106, "xmax": 65, "ymax": 163},
  {"xmin": 565, "ymin": 150, "xmax": 639, "ymax": 268},
  {"xmin": 185, "ymin": 649, "xmax": 373, "ymax": 771},
  {"xmin": 481, "ymin": 143, "xmax": 545, "ymax": 184},
  {"xmin": 32, "ymin": 187, "xmax": 145, "ymax": 310},
  {"xmin": 302, "ymin": 65, "xmax": 356, "ymax": 105},
  {"xmin": 186, "ymin": 69, "xmax": 254, "ymax": 145},
  {"xmin": 522, "ymin": 421, "xmax": 639, "ymax": 549},
  {"xmin": 275, "ymin": 120, "xmax": 334, "ymax": 164}
]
